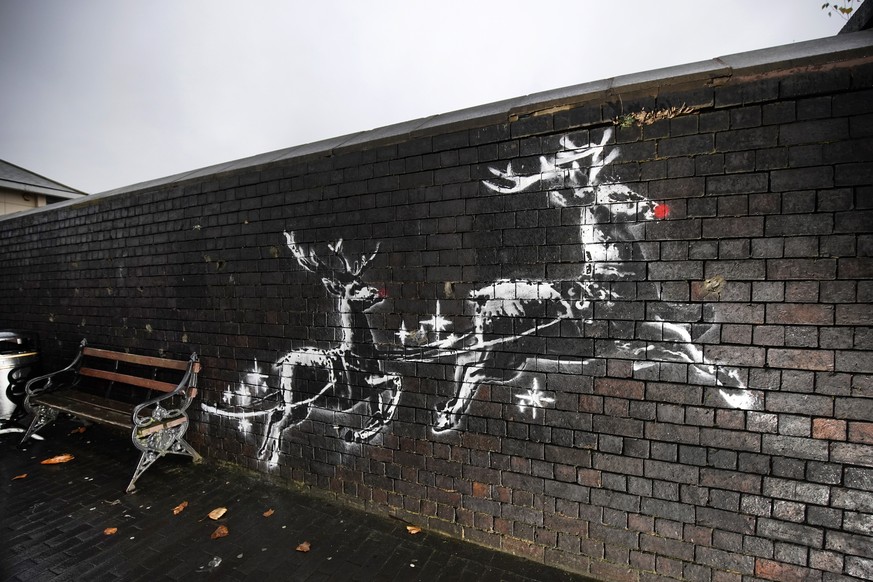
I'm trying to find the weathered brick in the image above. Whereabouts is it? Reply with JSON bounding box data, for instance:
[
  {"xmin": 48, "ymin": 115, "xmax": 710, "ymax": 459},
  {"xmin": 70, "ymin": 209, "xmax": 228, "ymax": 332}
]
[
  {"xmin": 766, "ymin": 304, "xmax": 834, "ymax": 326},
  {"xmin": 835, "ymin": 304, "xmax": 873, "ymax": 326},
  {"xmin": 826, "ymin": 530, "xmax": 873, "ymax": 559},
  {"xmin": 847, "ymin": 556, "xmax": 873, "ymax": 580},
  {"xmin": 700, "ymin": 468, "xmax": 762, "ymax": 494},
  {"xmin": 754, "ymin": 558, "xmax": 823, "ymax": 582},
  {"xmin": 594, "ymin": 377, "xmax": 645, "ymax": 400},
  {"xmin": 695, "ymin": 546, "xmax": 754, "ymax": 574},
  {"xmin": 767, "ymin": 259, "xmax": 836, "ymax": 280},
  {"xmin": 764, "ymin": 477, "xmax": 830, "ymax": 506},
  {"xmin": 659, "ymin": 134, "xmax": 715, "ymax": 157},
  {"xmin": 835, "ymin": 397, "xmax": 873, "ymax": 422},
  {"xmin": 835, "ymin": 351, "xmax": 873, "ymax": 374},
  {"xmin": 812, "ymin": 418, "xmax": 847, "ymax": 441},
  {"xmin": 645, "ymin": 459, "xmax": 698, "ymax": 484},
  {"xmin": 648, "ymin": 261, "xmax": 704, "ymax": 281},
  {"xmin": 780, "ymin": 118, "xmax": 849, "ymax": 146},
  {"xmin": 716, "ymin": 127, "xmax": 778, "ymax": 152},
  {"xmin": 838, "ymin": 258, "xmax": 873, "ymax": 280},
  {"xmin": 847, "ymin": 420, "xmax": 873, "ymax": 446},
  {"xmin": 844, "ymin": 511, "xmax": 873, "ymax": 537},
  {"xmin": 767, "ymin": 349, "xmax": 834, "ymax": 371},
  {"xmin": 758, "ymin": 518, "xmax": 824, "ymax": 548},
  {"xmin": 706, "ymin": 173, "xmax": 769, "ymax": 195},
  {"xmin": 701, "ymin": 428, "xmax": 761, "ymax": 452},
  {"xmin": 831, "ymin": 442, "xmax": 873, "ymax": 468},
  {"xmin": 846, "ymin": 467, "xmax": 873, "ymax": 492},
  {"xmin": 835, "ymin": 161, "xmax": 873, "ymax": 187},
  {"xmin": 707, "ymin": 303, "xmax": 765, "ymax": 324},
  {"xmin": 762, "ymin": 435, "xmax": 829, "ymax": 461},
  {"xmin": 835, "ymin": 210, "xmax": 873, "ymax": 233}
]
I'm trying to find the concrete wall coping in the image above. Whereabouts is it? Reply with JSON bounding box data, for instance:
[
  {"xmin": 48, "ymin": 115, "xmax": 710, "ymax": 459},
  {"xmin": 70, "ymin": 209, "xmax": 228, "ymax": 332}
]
[{"xmin": 4, "ymin": 29, "xmax": 872, "ymax": 224}]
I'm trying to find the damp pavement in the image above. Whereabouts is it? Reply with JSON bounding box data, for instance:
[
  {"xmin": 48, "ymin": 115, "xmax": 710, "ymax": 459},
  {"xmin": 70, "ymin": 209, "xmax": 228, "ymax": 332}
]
[{"xmin": 0, "ymin": 419, "xmax": 595, "ymax": 582}]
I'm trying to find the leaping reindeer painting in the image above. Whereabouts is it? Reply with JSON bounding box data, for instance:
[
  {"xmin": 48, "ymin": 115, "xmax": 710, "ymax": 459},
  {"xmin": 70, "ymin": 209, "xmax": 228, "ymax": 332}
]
[
  {"xmin": 202, "ymin": 232, "xmax": 400, "ymax": 464},
  {"xmin": 400, "ymin": 128, "xmax": 747, "ymax": 431},
  {"xmin": 413, "ymin": 129, "xmax": 666, "ymax": 430},
  {"xmin": 203, "ymin": 126, "xmax": 753, "ymax": 460}
]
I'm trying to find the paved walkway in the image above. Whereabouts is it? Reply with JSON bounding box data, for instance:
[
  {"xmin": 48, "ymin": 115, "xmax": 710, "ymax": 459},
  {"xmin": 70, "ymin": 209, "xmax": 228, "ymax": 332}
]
[{"xmin": 0, "ymin": 418, "xmax": 594, "ymax": 581}]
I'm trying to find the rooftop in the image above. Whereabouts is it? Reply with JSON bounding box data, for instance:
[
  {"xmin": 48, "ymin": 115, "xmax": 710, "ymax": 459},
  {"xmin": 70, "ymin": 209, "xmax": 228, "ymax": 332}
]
[{"xmin": 0, "ymin": 158, "xmax": 87, "ymax": 200}]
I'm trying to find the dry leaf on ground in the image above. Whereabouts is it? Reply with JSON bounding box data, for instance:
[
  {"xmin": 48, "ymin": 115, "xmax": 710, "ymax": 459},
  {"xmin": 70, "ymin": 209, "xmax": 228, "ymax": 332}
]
[
  {"xmin": 296, "ymin": 541, "xmax": 311, "ymax": 552},
  {"xmin": 406, "ymin": 525, "xmax": 422, "ymax": 535},
  {"xmin": 208, "ymin": 507, "xmax": 227, "ymax": 520},
  {"xmin": 173, "ymin": 501, "xmax": 189, "ymax": 515},
  {"xmin": 210, "ymin": 525, "xmax": 229, "ymax": 539},
  {"xmin": 41, "ymin": 454, "xmax": 75, "ymax": 465},
  {"xmin": 69, "ymin": 426, "xmax": 87, "ymax": 434},
  {"xmin": 262, "ymin": 509, "xmax": 274, "ymax": 518},
  {"xmin": 104, "ymin": 527, "xmax": 118, "ymax": 535},
  {"xmin": 12, "ymin": 473, "xmax": 27, "ymax": 480}
]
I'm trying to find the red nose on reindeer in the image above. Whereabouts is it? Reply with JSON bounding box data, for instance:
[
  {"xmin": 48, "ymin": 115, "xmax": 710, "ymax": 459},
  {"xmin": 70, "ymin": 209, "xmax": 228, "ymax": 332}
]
[
  {"xmin": 378, "ymin": 287, "xmax": 388, "ymax": 299},
  {"xmin": 654, "ymin": 203, "xmax": 670, "ymax": 220}
]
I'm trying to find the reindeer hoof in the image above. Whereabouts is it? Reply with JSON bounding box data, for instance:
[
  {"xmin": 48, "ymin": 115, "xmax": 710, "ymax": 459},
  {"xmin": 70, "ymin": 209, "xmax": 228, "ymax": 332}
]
[{"xmin": 433, "ymin": 401, "xmax": 461, "ymax": 433}]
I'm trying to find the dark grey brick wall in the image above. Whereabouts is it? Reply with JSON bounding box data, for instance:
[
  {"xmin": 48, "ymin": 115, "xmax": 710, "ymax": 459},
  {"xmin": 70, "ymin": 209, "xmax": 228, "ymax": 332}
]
[{"xmin": 1, "ymin": 50, "xmax": 872, "ymax": 581}]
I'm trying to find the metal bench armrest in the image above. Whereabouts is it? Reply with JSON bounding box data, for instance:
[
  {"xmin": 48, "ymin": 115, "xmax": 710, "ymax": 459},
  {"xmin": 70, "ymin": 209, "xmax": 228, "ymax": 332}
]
[
  {"xmin": 132, "ymin": 353, "xmax": 199, "ymax": 428},
  {"xmin": 24, "ymin": 340, "xmax": 86, "ymax": 401}
]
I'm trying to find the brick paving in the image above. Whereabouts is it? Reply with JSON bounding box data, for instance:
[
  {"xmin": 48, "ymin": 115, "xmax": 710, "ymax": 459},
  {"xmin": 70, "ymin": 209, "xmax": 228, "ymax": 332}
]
[{"xmin": 0, "ymin": 419, "xmax": 594, "ymax": 582}]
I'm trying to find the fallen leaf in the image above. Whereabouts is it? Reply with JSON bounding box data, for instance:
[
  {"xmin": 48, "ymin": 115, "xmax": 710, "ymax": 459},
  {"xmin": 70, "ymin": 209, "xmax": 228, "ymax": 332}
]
[
  {"xmin": 104, "ymin": 527, "xmax": 118, "ymax": 535},
  {"xmin": 263, "ymin": 509, "xmax": 274, "ymax": 518},
  {"xmin": 406, "ymin": 525, "xmax": 422, "ymax": 535},
  {"xmin": 41, "ymin": 454, "xmax": 75, "ymax": 465},
  {"xmin": 296, "ymin": 541, "xmax": 311, "ymax": 552},
  {"xmin": 210, "ymin": 525, "xmax": 229, "ymax": 539},
  {"xmin": 208, "ymin": 507, "xmax": 227, "ymax": 520},
  {"xmin": 173, "ymin": 501, "xmax": 189, "ymax": 515},
  {"xmin": 70, "ymin": 426, "xmax": 87, "ymax": 434},
  {"xmin": 12, "ymin": 474, "xmax": 27, "ymax": 480}
]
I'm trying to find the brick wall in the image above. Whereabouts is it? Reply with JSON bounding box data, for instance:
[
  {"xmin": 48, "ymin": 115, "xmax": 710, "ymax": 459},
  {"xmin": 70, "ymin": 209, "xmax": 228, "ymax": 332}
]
[{"xmin": 2, "ymin": 37, "xmax": 872, "ymax": 581}]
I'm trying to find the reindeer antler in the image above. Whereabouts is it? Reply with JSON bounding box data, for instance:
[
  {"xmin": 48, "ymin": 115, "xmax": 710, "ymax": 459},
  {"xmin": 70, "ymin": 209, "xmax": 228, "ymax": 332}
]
[
  {"xmin": 352, "ymin": 244, "xmax": 380, "ymax": 276},
  {"xmin": 284, "ymin": 231, "xmax": 379, "ymax": 276},
  {"xmin": 484, "ymin": 129, "xmax": 622, "ymax": 196},
  {"xmin": 284, "ymin": 231, "xmax": 332, "ymax": 274}
]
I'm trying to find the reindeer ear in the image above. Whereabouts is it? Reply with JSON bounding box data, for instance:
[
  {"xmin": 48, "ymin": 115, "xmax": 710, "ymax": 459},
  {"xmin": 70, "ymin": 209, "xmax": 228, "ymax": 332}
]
[{"xmin": 321, "ymin": 277, "xmax": 344, "ymax": 296}]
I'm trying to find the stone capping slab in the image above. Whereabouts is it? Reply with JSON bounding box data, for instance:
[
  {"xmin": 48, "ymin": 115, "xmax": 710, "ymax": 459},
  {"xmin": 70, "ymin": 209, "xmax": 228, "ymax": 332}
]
[
  {"xmin": 2, "ymin": 29, "xmax": 871, "ymax": 223},
  {"xmin": 717, "ymin": 28, "xmax": 873, "ymax": 73}
]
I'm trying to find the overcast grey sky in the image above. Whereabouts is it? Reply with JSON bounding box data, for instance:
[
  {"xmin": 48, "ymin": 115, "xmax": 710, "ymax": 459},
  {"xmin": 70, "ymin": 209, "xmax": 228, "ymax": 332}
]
[{"xmin": 0, "ymin": 1, "xmax": 848, "ymax": 194}]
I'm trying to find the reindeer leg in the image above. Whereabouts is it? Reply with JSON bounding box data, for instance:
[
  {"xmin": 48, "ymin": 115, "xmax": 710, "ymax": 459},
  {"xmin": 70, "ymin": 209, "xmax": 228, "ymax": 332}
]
[
  {"xmin": 346, "ymin": 375, "xmax": 402, "ymax": 442},
  {"xmin": 258, "ymin": 352, "xmax": 337, "ymax": 460},
  {"xmin": 435, "ymin": 352, "xmax": 486, "ymax": 432},
  {"xmin": 257, "ymin": 360, "xmax": 303, "ymax": 461}
]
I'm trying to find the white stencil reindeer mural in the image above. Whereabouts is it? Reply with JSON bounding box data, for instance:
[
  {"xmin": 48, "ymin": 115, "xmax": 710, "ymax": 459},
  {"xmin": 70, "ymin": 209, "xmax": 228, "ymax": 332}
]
[
  {"xmin": 203, "ymin": 232, "xmax": 400, "ymax": 464},
  {"xmin": 404, "ymin": 128, "xmax": 748, "ymax": 431},
  {"xmin": 420, "ymin": 129, "xmax": 664, "ymax": 430},
  {"xmin": 203, "ymin": 126, "xmax": 753, "ymax": 461}
]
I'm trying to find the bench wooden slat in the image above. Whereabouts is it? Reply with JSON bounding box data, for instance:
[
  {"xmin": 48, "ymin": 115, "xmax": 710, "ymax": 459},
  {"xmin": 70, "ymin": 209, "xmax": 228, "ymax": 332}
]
[
  {"xmin": 137, "ymin": 416, "xmax": 187, "ymax": 437},
  {"xmin": 79, "ymin": 367, "xmax": 179, "ymax": 393},
  {"xmin": 32, "ymin": 391, "xmax": 134, "ymax": 430},
  {"xmin": 82, "ymin": 347, "xmax": 201, "ymax": 374}
]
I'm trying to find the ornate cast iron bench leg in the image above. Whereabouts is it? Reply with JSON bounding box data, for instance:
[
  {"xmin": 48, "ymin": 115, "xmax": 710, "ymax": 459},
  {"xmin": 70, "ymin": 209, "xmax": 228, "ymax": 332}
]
[
  {"xmin": 20, "ymin": 405, "xmax": 58, "ymax": 445},
  {"xmin": 127, "ymin": 420, "xmax": 202, "ymax": 492}
]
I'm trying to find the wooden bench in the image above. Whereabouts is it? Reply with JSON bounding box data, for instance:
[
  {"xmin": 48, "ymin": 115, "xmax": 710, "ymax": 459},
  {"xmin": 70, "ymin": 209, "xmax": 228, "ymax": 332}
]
[{"xmin": 21, "ymin": 339, "xmax": 202, "ymax": 492}]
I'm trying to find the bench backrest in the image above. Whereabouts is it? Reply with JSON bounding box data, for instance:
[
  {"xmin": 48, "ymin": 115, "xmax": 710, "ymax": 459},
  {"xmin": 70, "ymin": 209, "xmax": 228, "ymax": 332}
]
[{"xmin": 78, "ymin": 347, "xmax": 200, "ymax": 399}]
